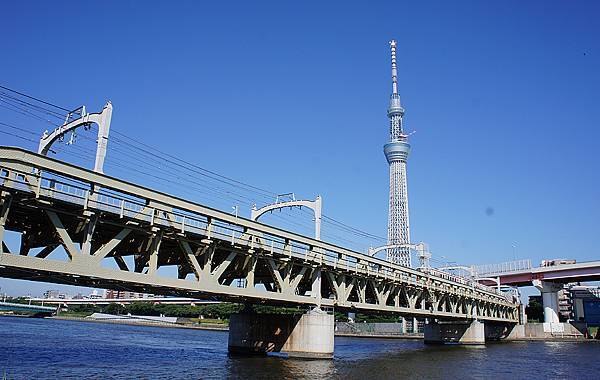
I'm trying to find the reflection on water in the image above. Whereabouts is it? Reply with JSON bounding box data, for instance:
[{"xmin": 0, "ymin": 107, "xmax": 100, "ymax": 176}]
[{"xmin": 0, "ymin": 317, "xmax": 599, "ymax": 379}]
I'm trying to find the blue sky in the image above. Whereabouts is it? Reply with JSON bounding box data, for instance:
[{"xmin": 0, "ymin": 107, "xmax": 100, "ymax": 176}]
[{"xmin": 0, "ymin": 1, "xmax": 598, "ymax": 297}]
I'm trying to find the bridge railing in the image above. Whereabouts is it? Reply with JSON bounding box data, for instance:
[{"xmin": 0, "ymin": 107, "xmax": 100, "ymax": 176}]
[
  {"xmin": 0, "ymin": 147, "xmax": 513, "ymax": 304},
  {"xmin": 472, "ymin": 259, "xmax": 532, "ymax": 277}
]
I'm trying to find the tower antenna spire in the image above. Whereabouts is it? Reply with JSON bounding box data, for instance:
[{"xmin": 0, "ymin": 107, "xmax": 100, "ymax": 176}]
[
  {"xmin": 390, "ymin": 40, "xmax": 398, "ymax": 95},
  {"xmin": 384, "ymin": 39, "xmax": 412, "ymax": 267}
]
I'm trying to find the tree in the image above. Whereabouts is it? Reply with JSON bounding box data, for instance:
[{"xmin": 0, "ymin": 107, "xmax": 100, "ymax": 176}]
[
  {"xmin": 103, "ymin": 303, "xmax": 125, "ymax": 315},
  {"xmin": 525, "ymin": 298, "xmax": 544, "ymax": 322}
]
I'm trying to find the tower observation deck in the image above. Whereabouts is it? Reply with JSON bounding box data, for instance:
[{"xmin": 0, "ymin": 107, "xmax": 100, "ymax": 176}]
[{"xmin": 384, "ymin": 40, "xmax": 412, "ymax": 267}]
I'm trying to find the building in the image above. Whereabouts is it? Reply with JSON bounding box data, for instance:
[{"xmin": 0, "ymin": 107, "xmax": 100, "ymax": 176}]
[
  {"xmin": 103, "ymin": 289, "xmax": 145, "ymax": 299},
  {"xmin": 88, "ymin": 290, "xmax": 103, "ymax": 299},
  {"xmin": 383, "ymin": 40, "xmax": 412, "ymax": 267},
  {"xmin": 42, "ymin": 290, "xmax": 66, "ymax": 299},
  {"xmin": 570, "ymin": 285, "xmax": 600, "ymax": 327}
]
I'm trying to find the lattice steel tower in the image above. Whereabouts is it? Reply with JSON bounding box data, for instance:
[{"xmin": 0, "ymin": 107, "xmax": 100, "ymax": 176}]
[{"xmin": 384, "ymin": 40, "xmax": 412, "ymax": 267}]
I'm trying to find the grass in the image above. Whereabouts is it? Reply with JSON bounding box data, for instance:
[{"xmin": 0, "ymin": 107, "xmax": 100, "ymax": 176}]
[
  {"xmin": 189, "ymin": 317, "xmax": 228, "ymax": 325},
  {"xmin": 57, "ymin": 311, "xmax": 93, "ymax": 318}
]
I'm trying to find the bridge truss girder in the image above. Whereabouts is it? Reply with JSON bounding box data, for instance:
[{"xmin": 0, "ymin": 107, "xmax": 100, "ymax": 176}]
[{"xmin": 0, "ymin": 147, "xmax": 519, "ymax": 322}]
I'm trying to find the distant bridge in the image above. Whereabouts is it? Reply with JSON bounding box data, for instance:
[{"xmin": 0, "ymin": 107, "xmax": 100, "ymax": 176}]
[
  {"xmin": 0, "ymin": 301, "xmax": 56, "ymax": 315},
  {"xmin": 30, "ymin": 297, "xmax": 221, "ymax": 306},
  {"xmin": 476, "ymin": 260, "xmax": 600, "ymax": 326},
  {"xmin": 478, "ymin": 260, "xmax": 600, "ymax": 287}
]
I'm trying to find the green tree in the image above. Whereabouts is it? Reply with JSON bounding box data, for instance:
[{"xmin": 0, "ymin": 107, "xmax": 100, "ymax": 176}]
[
  {"xmin": 103, "ymin": 303, "xmax": 125, "ymax": 315},
  {"xmin": 525, "ymin": 298, "xmax": 544, "ymax": 322}
]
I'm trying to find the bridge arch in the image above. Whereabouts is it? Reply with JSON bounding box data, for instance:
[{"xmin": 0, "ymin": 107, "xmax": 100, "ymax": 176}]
[
  {"xmin": 368, "ymin": 242, "xmax": 430, "ymax": 267},
  {"xmin": 251, "ymin": 195, "xmax": 322, "ymax": 240}
]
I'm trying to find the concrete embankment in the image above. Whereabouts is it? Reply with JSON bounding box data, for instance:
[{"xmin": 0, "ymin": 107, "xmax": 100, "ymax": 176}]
[
  {"xmin": 335, "ymin": 322, "xmax": 423, "ymax": 339},
  {"xmin": 507, "ymin": 322, "xmax": 589, "ymax": 341},
  {"xmin": 50, "ymin": 315, "xmax": 228, "ymax": 332}
]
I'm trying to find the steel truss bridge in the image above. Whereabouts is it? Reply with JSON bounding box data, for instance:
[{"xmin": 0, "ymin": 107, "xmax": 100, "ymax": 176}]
[{"xmin": 0, "ymin": 147, "xmax": 518, "ymax": 323}]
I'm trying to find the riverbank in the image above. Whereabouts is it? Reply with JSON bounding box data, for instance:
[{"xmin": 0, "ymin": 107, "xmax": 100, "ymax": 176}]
[
  {"xmin": 335, "ymin": 331, "xmax": 423, "ymax": 339},
  {"xmin": 50, "ymin": 315, "xmax": 228, "ymax": 332},
  {"xmin": 49, "ymin": 315, "xmax": 424, "ymax": 338},
  {"xmin": 5, "ymin": 314, "xmax": 598, "ymax": 342}
]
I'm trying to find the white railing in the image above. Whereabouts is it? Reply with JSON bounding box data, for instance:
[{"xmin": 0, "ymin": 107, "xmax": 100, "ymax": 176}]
[{"xmin": 472, "ymin": 259, "xmax": 532, "ymax": 277}]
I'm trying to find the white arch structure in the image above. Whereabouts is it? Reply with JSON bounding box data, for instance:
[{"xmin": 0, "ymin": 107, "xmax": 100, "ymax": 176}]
[
  {"xmin": 38, "ymin": 102, "xmax": 113, "ymax": 174},
  {"xmin": 251, "ymin": 195, "xmax": 322, "ymax": 240},
  {"xmin": 368, "ymin": 242, "xmax": 430, "ymax": 268}
]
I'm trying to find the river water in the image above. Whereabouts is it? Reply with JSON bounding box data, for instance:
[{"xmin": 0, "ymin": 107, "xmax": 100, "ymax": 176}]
[{"xmin": 0, "ymin": 317, "xmax": 598, "ymax": 379}]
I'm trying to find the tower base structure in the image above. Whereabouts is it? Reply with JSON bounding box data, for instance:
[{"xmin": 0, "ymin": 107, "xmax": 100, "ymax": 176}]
[
  {"xmin": 424, "ymin": 320, "xmax": 485, "ymax": 345},
  {"xmin": 228, "ymin": 308, "xmax": 334, "ymax": 359}
]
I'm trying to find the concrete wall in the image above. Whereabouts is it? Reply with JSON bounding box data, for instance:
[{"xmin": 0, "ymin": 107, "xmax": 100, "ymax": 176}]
[
  {"xmin": 228, "ymin": 309, "xmax": 334, "ymax": 358},
  {"xmin": 523, "ymin": 322, "xmax": 583, "ymax": 339},
  {"xmin": 424, "ymin": 320, "xmax": 485, "ymax": 345},
  {"xmin": 484, "ymin": 323, "xmax": 523, "ymax": 341}
]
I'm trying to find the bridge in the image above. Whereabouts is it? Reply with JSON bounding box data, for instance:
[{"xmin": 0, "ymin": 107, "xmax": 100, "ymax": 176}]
[
  {"xmin": 0, "ymin": 301, "xmax": 56, "ymax": 316},
  {"xmin": 477, "ymin": 260, "xmax": 600, "ymax": 287},
  {"xmin": 0, "ymin": 146, "xmax": 519, "ymax": 357},
  {"xmin": 28, "ymin": 297, "xmax": 221, "ymax": 306},
  {"xmin": 475, "ymin": 259, "xmax": 600, "ymax": 328}
]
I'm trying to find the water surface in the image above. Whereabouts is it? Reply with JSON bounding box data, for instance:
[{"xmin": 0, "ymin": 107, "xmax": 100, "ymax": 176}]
[{"xmin": 1, "ymin": 317, "xmax": 598, "ymax": 379}]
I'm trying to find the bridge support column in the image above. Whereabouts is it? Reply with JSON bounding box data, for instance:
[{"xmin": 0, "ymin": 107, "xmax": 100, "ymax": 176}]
[
  {"xmin": 0, "ymin": 193, "xmax": 12, "ymax": 254},
  {"xmin": 533, "ymin": 280, "xmax": 562, "ymax": 330},
  {"xmin": 228, "ymin": 307, "xmax": 334, "ymax": 359},
  {"xmin": 424, "ymin": 320, "xmax": 485, "ymax": 345},
  {"xmin": 400, "ymin": 317, "xmax": 407, "ymax": 334}
]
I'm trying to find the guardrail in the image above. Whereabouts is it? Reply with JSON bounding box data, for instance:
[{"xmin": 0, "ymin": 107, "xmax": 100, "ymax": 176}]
[{"xmin": 472, "ymin": 259, "xmax": 532, "ymax": 277}]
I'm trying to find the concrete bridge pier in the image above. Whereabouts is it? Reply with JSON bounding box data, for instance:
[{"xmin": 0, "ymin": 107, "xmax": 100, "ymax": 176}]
[
  {"xmin": 228, "ymin": 307, "xmax": 334, "ymax": 359},
  {"xmin": 424, "ymin": 320, "xmax": 485, "ymax": 345},
  {"xmin": 532, "ymin": 280, "xmax": 568, "ymax": 334},
  {"xmin": 533, "ymin": 280, "xmax": 562, "ymax": 324}
]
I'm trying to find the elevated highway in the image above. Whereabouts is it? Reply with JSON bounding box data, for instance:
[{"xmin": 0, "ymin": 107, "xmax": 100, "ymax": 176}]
[
  {"xmin": 477, "ymin": 260, "xmax": 600, "ymax": 327},
  {"xmin": 480, "ymin": 261, "xmax": 600, "ymax": 287}
]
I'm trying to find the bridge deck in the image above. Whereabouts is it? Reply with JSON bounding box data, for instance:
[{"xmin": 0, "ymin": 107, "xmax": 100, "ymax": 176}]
[
  {"xmin": 485, "ymin": 261, "xmax": 600, "ymax": 286},
  {"xmin": 0, "ymin": 301, "xmax": 56, "ymax": 314},
  {"xmin": 0, "ymin": 147, "xmax": 518, "ymax": 322}
]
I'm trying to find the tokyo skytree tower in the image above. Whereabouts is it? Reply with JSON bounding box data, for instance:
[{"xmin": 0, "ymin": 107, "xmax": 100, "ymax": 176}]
[{"xmin": 383, "ymin": 40, "xmax": 412, "ymax": 267}]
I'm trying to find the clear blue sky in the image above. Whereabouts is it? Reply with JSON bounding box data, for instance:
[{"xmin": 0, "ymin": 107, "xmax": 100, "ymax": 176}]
[{"xmin": 0, "ymin": 1, "xmax": 598, "ymax": 297}]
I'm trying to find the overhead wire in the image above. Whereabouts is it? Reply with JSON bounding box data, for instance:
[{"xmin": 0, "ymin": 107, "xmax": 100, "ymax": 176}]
[
  {"xmin": 0, "ymin": 84, "xmax": 71, "ymax": 112},
  {"xmin": 0, "ymin": 84, "xmax": 389, "ymax": 251},
  {"xmin": 0, "ymin": 91, "xmax": 66, "ymax": 120}
]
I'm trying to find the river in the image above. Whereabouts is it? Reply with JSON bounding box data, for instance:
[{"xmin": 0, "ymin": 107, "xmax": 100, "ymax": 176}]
[{"xmin": 0, "ymin": 317, "xmax": 598, "ymax": 379}]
